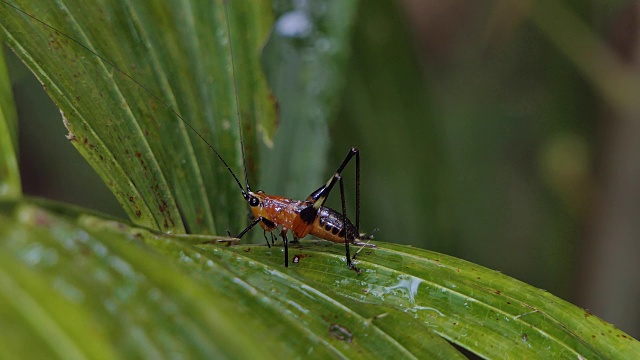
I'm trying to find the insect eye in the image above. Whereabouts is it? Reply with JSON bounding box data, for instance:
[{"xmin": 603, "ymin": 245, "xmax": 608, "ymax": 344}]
[{"xmin": 249, "ymin": 197, "xmax": 260, "ymax": 207}]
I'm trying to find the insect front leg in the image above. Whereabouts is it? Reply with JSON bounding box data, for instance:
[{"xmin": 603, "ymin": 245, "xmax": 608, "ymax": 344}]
[
  {"xmin": 236, "ymin": 217, "xmax": 275, "ymax": 239},
  {"xmin": 236, "ymin": 217, "xmax": 262, "ymax": 238}
]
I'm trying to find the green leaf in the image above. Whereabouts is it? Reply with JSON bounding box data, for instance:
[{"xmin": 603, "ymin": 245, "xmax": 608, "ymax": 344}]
[
  {"xmin": 0, "ymin": 40, "xmax": 21, "ymax": 198},
  {"xmin": 0, "ymin": 0, "xmax": 275, "ymax": 234},
  {"xmin": 2, "ymin": 198, "xmax": 639, "ymax": 358},
  {"xmin": 0, "ymin": 199, "xmax": 314, "ymax": 358},
  {"xmin": 1, "ymin": 0, "xmax": 639, "ymax": 358}
]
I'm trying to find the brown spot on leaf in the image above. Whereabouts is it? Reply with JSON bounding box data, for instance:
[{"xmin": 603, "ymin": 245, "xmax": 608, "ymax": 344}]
[{"xmin": 329, "ymin": 324, "xmax": 352, "ymax": 343}]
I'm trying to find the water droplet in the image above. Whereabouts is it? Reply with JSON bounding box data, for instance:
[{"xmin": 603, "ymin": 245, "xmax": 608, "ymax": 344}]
[
  {"xmin": 53, "ymin": 277, "xmax": 85, "ymax": 303},
  {"xmin": 22, "ymin": 244, "xmax": 58, "ymax": 266},
  {"xmin": 275, "ymin": 11, "xmax": 312, "ymax": 38},
  {"xmin": 384, "ymin": 275, "xmax": 423, "ymax": 302}
]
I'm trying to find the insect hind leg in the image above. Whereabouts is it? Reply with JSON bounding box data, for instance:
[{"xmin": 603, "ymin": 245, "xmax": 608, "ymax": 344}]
[
  {"xmin": 301, "ymin": 147, "xmax": 360, "ymax": 272},
  {"xmin": 338, "ymin": 175, "xmax": 359, "ymax": 272},
  {"xmin": 306, "ymin": 147, "xmax": 359, "ymax": 211},
  {"xmin": 304, "ymin": 148, "xmax": 362, "ymax": 271}
]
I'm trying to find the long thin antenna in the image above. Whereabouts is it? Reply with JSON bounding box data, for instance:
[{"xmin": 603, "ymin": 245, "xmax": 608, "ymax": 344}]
[
  {"xmin": 1, "ymin": 0, "xmax": 248, "ymax": 198},
  {"xmin": 224, "ymin": 0, "xmax": 252, "ymax": 194}
]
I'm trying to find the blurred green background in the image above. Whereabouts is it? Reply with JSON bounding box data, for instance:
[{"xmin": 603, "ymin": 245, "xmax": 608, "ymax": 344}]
[{"xmin": 6, "ymin": 0, "xmax": 639, "ymax": 340}]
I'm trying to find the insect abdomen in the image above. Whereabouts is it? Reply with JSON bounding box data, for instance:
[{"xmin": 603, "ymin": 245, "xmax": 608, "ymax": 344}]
[{"xmin": 309, "ymin": 207, "xmax": 359, "ymax": 244}]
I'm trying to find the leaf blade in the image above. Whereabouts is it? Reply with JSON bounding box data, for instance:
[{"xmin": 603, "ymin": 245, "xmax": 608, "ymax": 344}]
[
  {"xmin": 223, "ymin": 241, "xmax": 640, "ymax": 359},
  {"xmin": 0, "ymin": 41, "xmax": 21, "ymax": 198},
  {"xmin": 0, "ymin": 0, "xmax": 276, "ymax": 234}
]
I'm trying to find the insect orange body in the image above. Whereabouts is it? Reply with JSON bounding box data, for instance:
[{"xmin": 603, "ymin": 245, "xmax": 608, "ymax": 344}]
[{"xmin": 250, "ymin": 191, "xmax": 359, "ymax": 244}]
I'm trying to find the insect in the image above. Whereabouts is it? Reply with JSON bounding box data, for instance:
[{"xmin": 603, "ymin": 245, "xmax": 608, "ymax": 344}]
[
  {"xmin": 237, "ymin": 146, "xmax": 375, "ymax": 269},
  {"xmin": 1, "ymin": 1, "xmax": 375, "ymax": 270}
]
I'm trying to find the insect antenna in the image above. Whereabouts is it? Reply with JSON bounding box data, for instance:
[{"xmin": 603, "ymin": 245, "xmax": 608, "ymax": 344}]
[
  {"xmin": 224, "ymin": 0, "xmax": 252, "ymax": 195},
  {"xmin": 1, "ymin": 0, "xmax": 249, "ymax": 199}
]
